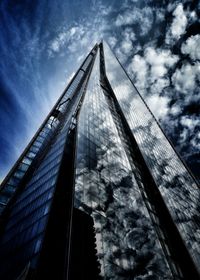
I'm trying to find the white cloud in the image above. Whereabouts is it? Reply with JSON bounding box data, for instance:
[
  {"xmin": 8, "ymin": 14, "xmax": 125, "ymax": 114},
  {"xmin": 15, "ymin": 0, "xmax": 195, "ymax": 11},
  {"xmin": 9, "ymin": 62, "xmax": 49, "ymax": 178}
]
[
  {"xmin": 114, "ymin": 47, "xmax": 127, "ymax": 64},
  {"xmin": 171, "ymin": 4, "xmax": 187, "ymax": 38},
  {"xmin": 188, "ymin": 11, "xmax": 197, "ymax": 21},
  {"xmin": 146, "ymin": 94, "xmax": 169, "ymax": 119},
  {"xmin": 50, "ymin": 40, "xmax": 60, "ymax": 52},
  {"xmin": 128, "ymin": 54, "xmax": 148, "ymax": 91},
  {"xmin": 181, "ymin": 35, "xmax": 200, "ymax": 61},
  {"xmin": 115, "ymin": 10, "xmax": 134, "ymax": 27},
  {"xmin": 156, "ymin": 9, "xmax": 165, "ymax": 22},
  {"xmin": 129, "ymin": 47, "xmax": 178, "ymax": 96},
  {"xmin": 115, "ymin": 7, "xmax": 154, "ymax": 36},
  {"xmin": 113, "ymin": 28, "xmax": 136, "ymax": 61},
  {"xmin": 108, "ymin": 36, "xmax": 117, "ymax": 48},
  {"xmin": 49, "ymin": 28, "xmax": 74, "ymax": 55},
  {"xmin": 190, "ymin": 132, "xmax": 200, "ymax": 149},
  {"xmin": 121, "ymin": 40, "xmax": 132, "ymax": 54},
  {"xmin": 144, "ymin": 47, "xmax": 178, "ymax": 96},
  {"xmin": 151, "ymin": 78, "xmax": 170, "ymax": 94},
  {"xmin": 166, "ymin": 4, "xmax": 187, "ymax": 44},
  {"xmin": 179, "ymin": 116, "xmax": 200, "ymax": 150},
  {"xmin": 123, "ymin": 27, "xmax": 136, "ymax": 42},
  {"xmin": 170, "ymin": 104, "xmax": 181, "ymax": 116},
  {"xmin": 121, "ymin": 27, "xmax": 136, "ymax": 55},
  {"xmin": 48, "ymin": 2, "xmax": 111, "ymax": 58},
  {"xmin": 69, "ymin": 26, "xmax": 78, "ymax": 37},
  {"xmin": 145, "ymin": 47, "xmax": 178, "ymax": 80},
  {"xmin": 180, "ymin": 116, "xmax": 199, "ymax": 129},
  {"xmin": 49, "ymin": 23, "xmax": 99, "ymax": 58},
  {"xmin": 172, "ymin": 62, "xmax": 200, "ymax": 94}
]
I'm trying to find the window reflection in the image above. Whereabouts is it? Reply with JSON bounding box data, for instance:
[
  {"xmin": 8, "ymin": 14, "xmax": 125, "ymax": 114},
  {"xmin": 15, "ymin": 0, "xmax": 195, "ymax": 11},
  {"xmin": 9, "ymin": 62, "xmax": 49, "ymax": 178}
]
[
  {"xmin": 75, "ymin": 50, "xmax": 173, "ymax": 279},
  {"xmin": 103, "ymin": 41, "xmax": 200, "ymax": 271}
]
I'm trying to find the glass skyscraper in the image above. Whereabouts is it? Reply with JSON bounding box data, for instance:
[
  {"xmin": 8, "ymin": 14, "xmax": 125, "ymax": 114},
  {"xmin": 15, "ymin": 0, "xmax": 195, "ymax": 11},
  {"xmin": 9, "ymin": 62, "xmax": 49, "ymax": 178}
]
[{"xmin": 0, "ymin": 42, "xmax": 199, "ymax": 280}]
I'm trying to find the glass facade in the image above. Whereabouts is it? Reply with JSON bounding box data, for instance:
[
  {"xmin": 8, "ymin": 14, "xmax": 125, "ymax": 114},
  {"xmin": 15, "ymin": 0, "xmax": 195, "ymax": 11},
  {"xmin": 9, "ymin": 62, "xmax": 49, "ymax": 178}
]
[
  {"xmin": 0, "ymin": 47, "xmax": 97, "ymax": 279},
  {"xmin": 0, "ymin": 47, "xmax": 94, "ymax": 215},
  {"xmin": 0, "ymin": 117, "xmax": 58, "ymax": 214},
  {"xmin": 74, "ymin": 49, "xmax": 174, "ymax": 279},
  {"xmin": 0, "ymin": 42, "xmax": 199, "ymax": 279},
  {"xmin": 103, "ymin": 41, "xmax": 200, "ymax": 274}
]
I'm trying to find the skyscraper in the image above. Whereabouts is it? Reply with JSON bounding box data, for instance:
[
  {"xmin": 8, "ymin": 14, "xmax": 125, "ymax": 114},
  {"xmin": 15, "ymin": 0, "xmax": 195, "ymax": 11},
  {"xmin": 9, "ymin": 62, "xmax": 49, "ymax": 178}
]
[{"xmin": 0, "ymin": 42, "xmax": 199, "ymax": 280}]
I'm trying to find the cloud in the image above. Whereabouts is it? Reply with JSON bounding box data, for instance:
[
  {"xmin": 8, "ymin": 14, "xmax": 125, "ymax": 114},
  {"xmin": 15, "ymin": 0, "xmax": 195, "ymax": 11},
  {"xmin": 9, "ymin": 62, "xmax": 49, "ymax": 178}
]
[
  {"xmin": 107, "ymin": 36, "xmax": 117, "ymax": 48},
  {"xmin": 181, "ymin": 34, "xmax": 200, "ymax": 61},
  {"xmin": 146, "ymin": 94, "xmax": 169, "ymax": 120},
  {"xmin": 128, "ymin": 47, "xmax": 178, "ymax": 100},
  {"xmin": 115, "ymin": 10, "xmax": 134, "ymax": 27},
  {"xmin": 48, "ymin": 26, "xmax": 83, "ymax": 55},
  {"xmin": 121, "ymin": 39, "xmax": 132, "ymax": 54},
  {"xmin": 115, "ymin": 7, "xmax": 154, "ymax": 36},
  {"xmin": 48, "ymin": 2, "xmax": 112, "ymax": 59},
  {"xmin": 144, "ymin": 47, "xmax": 178, "ymax": 82},
  {"xmin": 169, "ymin": 103, "xmax": 181, "ymax": 116},
  {"xmin": 166, "ymin": 3, "xmax": 187, "ymax": 44},
  {"xmin": 113, "ymin": 27, "xmax": 137, "ymax": 63},
  {"xmin": 178, "ymin": 115, "xmax": 200, "ymax": 156},
  {"xmin": 180, "ymin": 115, "xmax": 199, "ymax": 130},
  {"xmin": 128, "ymin": 54, "xmax": 148, "ymax": 91},
  {"xmin": 172, "ymin": 62, "xmax": 200, "ymax": 94}
]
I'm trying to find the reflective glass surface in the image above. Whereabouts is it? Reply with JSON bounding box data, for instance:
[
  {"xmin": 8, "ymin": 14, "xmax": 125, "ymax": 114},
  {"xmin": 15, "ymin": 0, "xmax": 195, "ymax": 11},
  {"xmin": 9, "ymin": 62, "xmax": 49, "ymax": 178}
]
[
  {"xmin": 103, "ymin": 41, "xmax": 200, "ymax": 271},
  {"xmin": 0, "ymin": 51, "xmax": 93, "ymax": 214},
  {"xmin": 75, "ymin": 50, "xmax": 173, "ymax": 279},
  {"xmin": 0, "ymin": 100, "xmax": 77, "ymax": 279},
  {"xmin": 0, "ymin": 50, "xmax": 95, "ymax": 279}
]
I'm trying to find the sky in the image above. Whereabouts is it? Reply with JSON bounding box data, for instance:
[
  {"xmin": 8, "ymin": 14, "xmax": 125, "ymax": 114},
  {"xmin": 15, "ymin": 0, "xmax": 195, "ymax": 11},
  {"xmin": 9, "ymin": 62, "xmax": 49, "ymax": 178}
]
[{"xmin": 0, "ymin": 0, "xmax": 199, "ymax": 182}]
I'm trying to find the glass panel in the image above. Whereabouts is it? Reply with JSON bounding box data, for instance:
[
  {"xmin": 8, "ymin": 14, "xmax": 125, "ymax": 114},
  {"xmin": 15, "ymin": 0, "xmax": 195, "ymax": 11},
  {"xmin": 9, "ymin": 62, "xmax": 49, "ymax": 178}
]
[
  {"xmin": 75, "ymin": 49, "xmax": 173, "ymax": 279},
  {"xmin": 103, "ymin": 41, "xmax": 200, "ymax": 271},
  {"xmin": 0, "ymin": 46, "xmax": 97, "ymax": 280}
]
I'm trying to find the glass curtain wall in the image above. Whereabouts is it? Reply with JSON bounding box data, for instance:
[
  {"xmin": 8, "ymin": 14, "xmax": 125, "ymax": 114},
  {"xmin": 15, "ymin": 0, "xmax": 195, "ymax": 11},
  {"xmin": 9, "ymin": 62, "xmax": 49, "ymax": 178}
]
[
  {"xmin": 0, "ymin": 49, "xmax": 96, "ymax": 280},
  {"xmin": 103, "ymin": 41, "xmax": 200, "ymax": 273},
  {"xmin": 0, "ymin": 49, "xmax": 94, "ymax": 215},
  {"xmin": 75, "ymin": 49, "xmax": 173, "ymax": 279}
]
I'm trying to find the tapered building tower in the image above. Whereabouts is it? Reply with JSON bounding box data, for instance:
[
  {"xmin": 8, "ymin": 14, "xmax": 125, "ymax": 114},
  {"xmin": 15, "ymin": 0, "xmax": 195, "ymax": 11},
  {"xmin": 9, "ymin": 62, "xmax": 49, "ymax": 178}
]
[{"xmin": 0, "ymin": 42, "xmax": 199, "ymax": 280}]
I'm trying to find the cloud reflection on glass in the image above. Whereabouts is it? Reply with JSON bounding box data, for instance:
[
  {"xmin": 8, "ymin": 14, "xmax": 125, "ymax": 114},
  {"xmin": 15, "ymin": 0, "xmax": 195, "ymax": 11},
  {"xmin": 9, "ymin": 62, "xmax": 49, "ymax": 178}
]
[
  {"xmin": 75, "ymin": 50, "xmax": 173, "ymax": 279},
  {"xmin": 103, "ymin": 41, "xmax": 200, "ymax": 272}
]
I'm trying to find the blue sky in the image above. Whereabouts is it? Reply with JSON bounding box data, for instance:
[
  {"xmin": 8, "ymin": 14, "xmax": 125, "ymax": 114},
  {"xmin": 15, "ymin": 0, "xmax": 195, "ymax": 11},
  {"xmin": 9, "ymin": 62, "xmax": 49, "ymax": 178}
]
[{"xmin": 0, "ymin": 0, "xmax": 199, "ymax": 182}]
